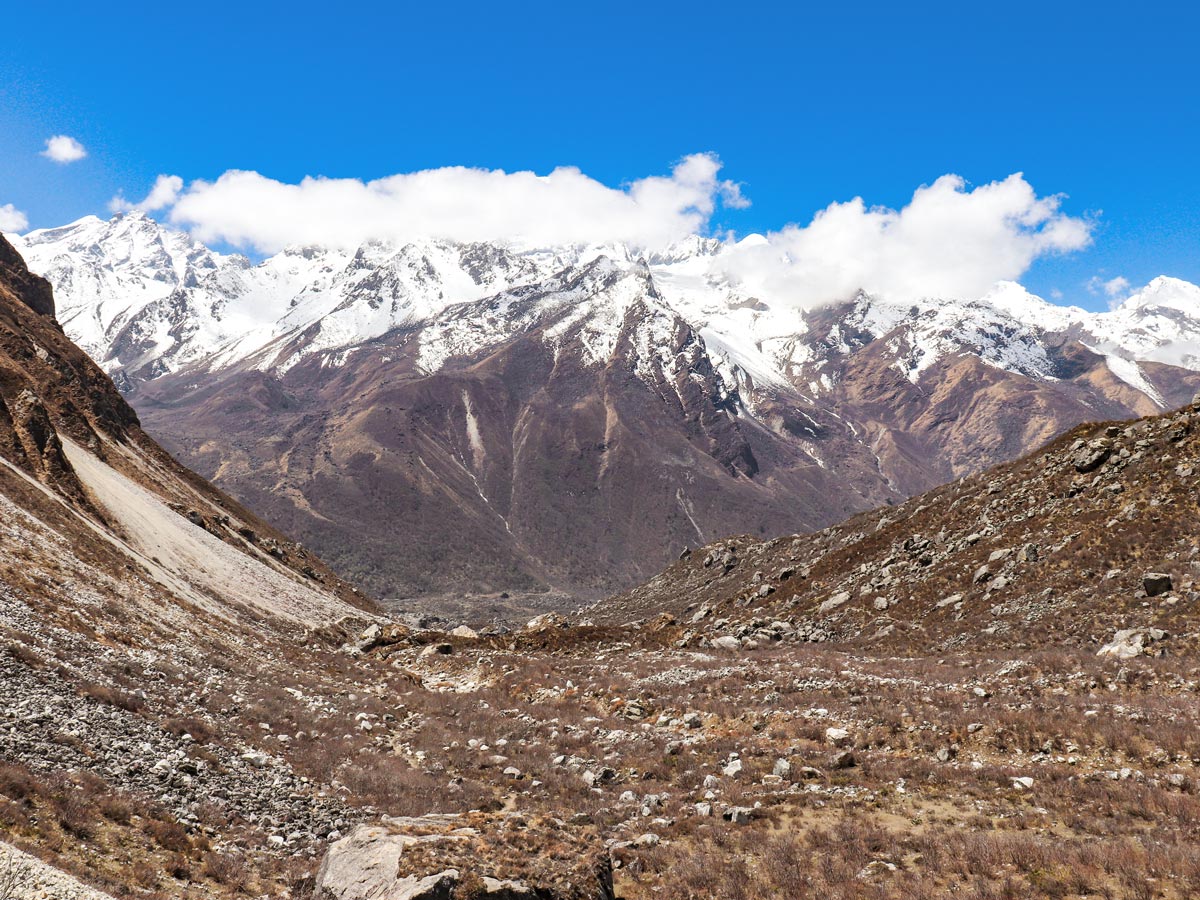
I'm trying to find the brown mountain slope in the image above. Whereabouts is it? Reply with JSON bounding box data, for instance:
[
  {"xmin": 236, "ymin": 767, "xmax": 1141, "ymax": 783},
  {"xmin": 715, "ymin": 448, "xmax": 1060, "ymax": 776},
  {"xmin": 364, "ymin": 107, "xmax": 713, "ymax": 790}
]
[
  {"xmin": 128, "ymin": 280, "xmax": 1200, "ymax": 612},
  {"xmin": 0, "ymin": 234, "xmax": 612, "ymax": 900},
  {"xmin": 596, "ymin": 394, "xmax": 1200, "ymax": 659},
  {"xmin": 129, "ymin": 265, "xmax": 903, "ymax": 606}
]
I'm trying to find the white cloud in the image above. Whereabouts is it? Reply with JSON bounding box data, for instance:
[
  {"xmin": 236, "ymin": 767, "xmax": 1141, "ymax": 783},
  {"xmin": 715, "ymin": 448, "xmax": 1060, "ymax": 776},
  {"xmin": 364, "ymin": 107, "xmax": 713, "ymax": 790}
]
[
  {"xmin": 165, "ymin": 154, "xmax": 747, "ymax": 254},
  {"xmin": 41, "ymin": 135, "xmax": 87, "ymax": 164},
  {"xmin": 124, "ymin": 160, "xmax": 1092, "ymax": 310},
  {"xmin": 1087, "ymin": 274, "xmax": 1131, "ymax": 304},
  {"xmin": 110, "ymin": 174, "xmax": 184, "ymax": 214},
  {"xmin": 0, "ymin": 203, "xmax": 29, "ymax": 233},
  {"xmin": 715, "ymin": 174, "xmax": 1093, "ymax": 308}
]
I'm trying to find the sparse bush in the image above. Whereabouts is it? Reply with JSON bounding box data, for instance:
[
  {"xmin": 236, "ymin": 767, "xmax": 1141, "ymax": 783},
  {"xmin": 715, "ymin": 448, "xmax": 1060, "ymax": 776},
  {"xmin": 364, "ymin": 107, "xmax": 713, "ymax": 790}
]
[{"xmin": 203, "ymin": 850, "xmax": 248, "ymax": 888}]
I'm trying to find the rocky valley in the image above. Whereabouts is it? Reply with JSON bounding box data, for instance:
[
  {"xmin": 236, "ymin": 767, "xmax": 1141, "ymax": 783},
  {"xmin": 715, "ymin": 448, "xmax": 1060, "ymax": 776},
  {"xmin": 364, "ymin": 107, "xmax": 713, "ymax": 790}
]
[{"xmin": 2, "ymin": 225, "xmax": 1200, "ymax": 899}]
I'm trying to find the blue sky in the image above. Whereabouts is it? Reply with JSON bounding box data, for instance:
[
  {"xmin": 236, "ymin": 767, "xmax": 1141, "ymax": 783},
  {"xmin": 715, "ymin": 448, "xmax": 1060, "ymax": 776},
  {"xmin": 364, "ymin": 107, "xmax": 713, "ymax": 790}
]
[{"xmin": 1, "ymin": 0, "xmax": 1197, "ymax": 310}]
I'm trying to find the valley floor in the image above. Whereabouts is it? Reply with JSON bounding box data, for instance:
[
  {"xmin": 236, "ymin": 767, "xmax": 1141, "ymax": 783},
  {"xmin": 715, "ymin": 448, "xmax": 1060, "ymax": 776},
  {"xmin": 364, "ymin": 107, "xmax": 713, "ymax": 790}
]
[{"xmin": 4, "ymin": 600, "xmax": 1200, "ymax": 899}]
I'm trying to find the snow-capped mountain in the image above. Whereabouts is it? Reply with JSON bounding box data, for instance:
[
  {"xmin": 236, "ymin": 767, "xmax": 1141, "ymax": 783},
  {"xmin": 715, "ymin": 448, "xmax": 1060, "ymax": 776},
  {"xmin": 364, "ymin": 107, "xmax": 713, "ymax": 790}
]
[
  {"xmin": 12, "ymin": 212, "xmax": 1199, "ymax": 408},
  {"xmin": 9, "ymin": 212, "xmax": 1200, "ymax": 601}
]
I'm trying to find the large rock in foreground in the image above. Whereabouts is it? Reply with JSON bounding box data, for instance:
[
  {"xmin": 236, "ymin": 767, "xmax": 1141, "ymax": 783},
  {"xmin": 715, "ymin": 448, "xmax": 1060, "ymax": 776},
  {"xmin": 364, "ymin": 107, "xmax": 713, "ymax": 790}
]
[{"xmin": 314, "ymin": 813, "xmax": 615, "ymax": 900}]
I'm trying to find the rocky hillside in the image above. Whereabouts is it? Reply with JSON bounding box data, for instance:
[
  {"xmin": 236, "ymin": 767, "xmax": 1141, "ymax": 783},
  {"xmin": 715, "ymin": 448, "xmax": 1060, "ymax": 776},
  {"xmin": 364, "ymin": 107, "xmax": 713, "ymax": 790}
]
[
  {"xmin": 0, "ymin": 234, "xmax": 372, "ymax": 896},
  {"xmin": 13, "ymin": 213, "xmax": 1200, "ymax": 606},
  {"xmin": 597, "ymin": 395, "xmax": 1200, "ymax": 662}
]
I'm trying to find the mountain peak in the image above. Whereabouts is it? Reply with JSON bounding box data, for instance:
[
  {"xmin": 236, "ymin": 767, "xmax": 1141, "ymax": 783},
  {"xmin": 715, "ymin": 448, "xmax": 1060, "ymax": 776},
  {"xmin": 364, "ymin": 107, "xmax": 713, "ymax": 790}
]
[{"xmin": 1114, "ymin": 275, "xmax": 1200, "ymax": 314}]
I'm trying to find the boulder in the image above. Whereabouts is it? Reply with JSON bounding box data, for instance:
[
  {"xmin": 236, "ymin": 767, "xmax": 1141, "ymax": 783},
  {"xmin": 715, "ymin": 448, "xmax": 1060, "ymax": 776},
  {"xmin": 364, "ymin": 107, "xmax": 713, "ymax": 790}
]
[
  {"xmin": 524, "ymin": 613, "xmax": 568, "ymax": 631},
  {"xmin": 1097, "ymin": 628, "xmax": 1168, "ymax": 659},
  {"xmin": 818, "ymin": 591, "xmax": 851, "ymax": 614},
  {"xmin": 723, "ymin": 806, "xmax": 755, "ymax": 824},
  {"xmin": 1143, "ymin": 573, "xmax": 1173, "ymax": 597},
  {"xmin": 315, "ymin": 814, "xmax": 614, "ymax": 900},
  {"xmin": 1073, "ymin": 440, "xmax": 1113, "ymax": 473},
  {"xmin": 829, "ymin": 750, "xmax": 856, "ymax": 770},
  {"xmin": 825, "ymin": 727, "xmax": 851, "ymax": 746},
  {"xmin": 314, "ymin": 821, "xmax": 465, "ymax": 900}
]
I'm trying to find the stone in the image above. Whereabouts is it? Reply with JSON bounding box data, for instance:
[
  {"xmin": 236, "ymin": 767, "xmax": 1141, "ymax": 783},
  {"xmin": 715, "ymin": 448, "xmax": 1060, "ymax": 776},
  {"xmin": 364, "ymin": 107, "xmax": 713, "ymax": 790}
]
[
  {"xmin": 825, "ymin": 726, "xmax": 851, "ymax": 746},
  {"xmin": 1074, "ymin": 441, "xmax": 1113, "ymax": 473},
  {"xmin": 858, "ymin": 860, "xmax": 899, "ymax": 880},
  {"xmin": 315, "ymin": 817, "xmax": 614, "ymax": 900},
  {"xmin": 1097, "ymin": 628, "xmax": 1166, "ymax": 659},
  {"xmin": 723, "ymin": 806, "xmax": 754, "ymax": 824},
  {"xmin": 480, "ymin": 876, "xmax": 536, "ymax": 896},
  {"xmin": 829, "ymin": 750, "xmax": 856, "ymax": 770},
  {"xmin": 711, "ymin": 635, "xmax": 742, "ymax": 651},
  {"xmin": 1143, "ymin": 572, "xmax": 1173, "ymax": 596},
  {"xmin": 524, "ymin": 613, "xmax": 568, "ymax": 630},
  {"xmin": 313, "ymin": 824, "xmax": 462, "ymax": 900},
  {"xmin": 819, "ymin": 591, "xmax": 851, "ymax": 614}
]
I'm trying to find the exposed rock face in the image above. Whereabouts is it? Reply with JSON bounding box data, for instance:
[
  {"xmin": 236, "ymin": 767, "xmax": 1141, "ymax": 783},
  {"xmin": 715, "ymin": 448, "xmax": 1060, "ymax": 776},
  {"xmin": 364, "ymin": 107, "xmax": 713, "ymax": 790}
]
[
  {"xmin": 315, "ymin": 815, "xmax": 614, "ymax": 900},
  {"xmin": 0, "ymin": 234, "xmax": 54, "ymax": 318}
]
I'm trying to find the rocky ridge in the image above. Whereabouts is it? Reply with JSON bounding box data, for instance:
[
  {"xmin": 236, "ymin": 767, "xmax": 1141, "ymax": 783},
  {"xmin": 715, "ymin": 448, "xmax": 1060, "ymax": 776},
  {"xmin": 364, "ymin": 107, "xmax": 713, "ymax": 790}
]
[{"xmin": 597, "ymin": 395, "xmax": 1200, "ymax": 662}]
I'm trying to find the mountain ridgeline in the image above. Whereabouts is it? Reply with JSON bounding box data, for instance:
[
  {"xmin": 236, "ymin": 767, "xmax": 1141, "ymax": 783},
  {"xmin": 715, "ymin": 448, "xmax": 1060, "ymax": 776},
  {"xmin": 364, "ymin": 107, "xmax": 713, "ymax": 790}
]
[{"xmin": 12, "ymin": 212, "xmax": 1200, "ymax": 605}]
